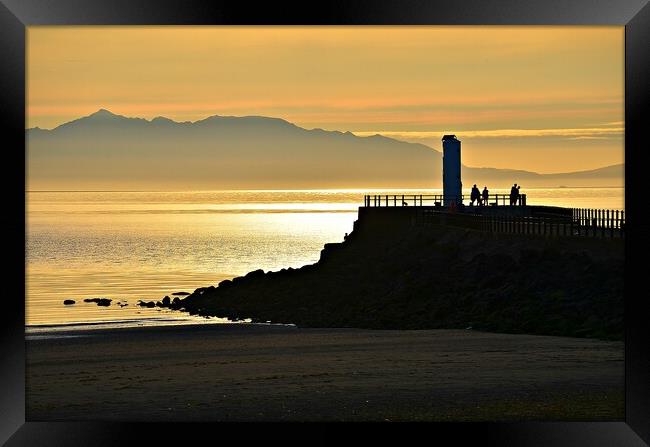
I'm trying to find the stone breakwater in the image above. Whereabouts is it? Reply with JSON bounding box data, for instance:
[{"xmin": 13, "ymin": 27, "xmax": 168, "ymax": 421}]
[{"xmin": 160, "ymin": 212, "xmax": 623, "ymax": 340}]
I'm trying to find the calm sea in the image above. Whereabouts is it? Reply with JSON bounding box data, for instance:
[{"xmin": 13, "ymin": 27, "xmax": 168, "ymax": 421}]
[{"xmin": 26, "ymin": 188, "xmax": 624, "ymax": 331}]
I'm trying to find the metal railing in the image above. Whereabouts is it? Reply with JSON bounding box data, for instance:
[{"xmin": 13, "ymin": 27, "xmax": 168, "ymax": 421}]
[
  {"xmin": 415, "ymin": 207, "xmax": 625, "ymax": 239},
  {"xmin": 363, "ymin": 194, "xmax": 527, "ymax": 207},
  {"xmin": 572, "ymin": 208, "xmax": 625, "ymax": 229}
]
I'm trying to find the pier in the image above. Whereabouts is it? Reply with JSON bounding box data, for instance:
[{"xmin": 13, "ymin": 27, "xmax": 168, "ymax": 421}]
[
  {"xmin": 360, "ymin": 194, "xmax": 624, "ymax": 239},
  {"xmin": 360, "ymin": 136, "xmax": 623, "ymax": 239}
]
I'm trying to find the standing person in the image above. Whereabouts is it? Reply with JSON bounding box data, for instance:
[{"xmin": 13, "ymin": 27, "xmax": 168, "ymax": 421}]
[
  {"xmin": 510, "ymin": 183, "xmax": 518, "ymax": 205},
  {"xmin": 482, "ymin": 186, "xmax": 489, "ymax": 206},
  {"xmin": 516, "ymin": 185, "xmax": 521, "ymax": 205},
  {"xmin": 470, "ymin": 184, "xmax": 480, "ymax": 206}
]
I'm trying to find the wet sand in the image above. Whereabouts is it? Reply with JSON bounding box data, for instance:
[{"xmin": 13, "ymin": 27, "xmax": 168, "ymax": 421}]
[{"xmin": 26, "ymin": 324, "xmax": 624, "ymax": 421}]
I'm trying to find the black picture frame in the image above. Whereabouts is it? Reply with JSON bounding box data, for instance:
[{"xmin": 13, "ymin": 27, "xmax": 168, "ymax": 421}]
[{"xmin": 2, "ymin": 0, "xmax": 648, "ymax": 445}]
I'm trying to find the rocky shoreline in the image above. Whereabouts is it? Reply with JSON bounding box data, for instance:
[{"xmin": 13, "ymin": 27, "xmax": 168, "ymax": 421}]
[
  {"xmin": 63, "ymin": 218, "xmax": 623, "ymax": 341},
  {"xmin": 160, "ymin": 220, "xmax": 623, "ymax": 340}
]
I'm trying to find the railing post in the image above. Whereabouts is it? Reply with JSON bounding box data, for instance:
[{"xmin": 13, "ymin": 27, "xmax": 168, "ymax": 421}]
[
  {"xmin": 621, "ymin": 210, "xmax": 625, "ymax": 238},
  {"xmin": 608, "ymin": 210, "xmax": 612, "ymax": 238},
  {"xmin": 592, "ymin": 215, "xmax": 597, "ymax": 237},
  {"xmin": 620, "ymin": 211, "xmax": 625, "ymax": 233}
]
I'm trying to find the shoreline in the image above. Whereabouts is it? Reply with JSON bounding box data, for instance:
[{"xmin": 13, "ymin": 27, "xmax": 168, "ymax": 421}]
[
  {"xmin": 25, "ymin": 316, "xmax": 234, "ymax": 335},
  {"xmin": 25, "ymin": 319, "xmax": 294, "ymax": 339}
]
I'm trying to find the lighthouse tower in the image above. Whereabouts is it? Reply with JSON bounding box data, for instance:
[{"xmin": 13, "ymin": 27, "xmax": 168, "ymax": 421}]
[{"xmin": 442, "ymin": 135, "xmax": 462, "ymax": 206}]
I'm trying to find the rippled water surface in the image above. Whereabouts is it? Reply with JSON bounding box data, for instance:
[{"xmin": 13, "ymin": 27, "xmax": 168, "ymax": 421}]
[{"xmin": 26, "ymin": 188, "xmax": 624, "ymax": 328}]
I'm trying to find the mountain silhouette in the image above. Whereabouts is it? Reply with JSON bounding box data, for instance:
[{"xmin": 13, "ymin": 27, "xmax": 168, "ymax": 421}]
[{"xmin": 27, "ymin": 109, "xmax": 624, "ymax": 190}]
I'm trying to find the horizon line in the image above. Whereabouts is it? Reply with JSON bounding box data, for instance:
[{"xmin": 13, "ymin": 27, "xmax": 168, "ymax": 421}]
[{"xmin": 26, "ymin": 186, "xmax": 626, "ymax": 193}]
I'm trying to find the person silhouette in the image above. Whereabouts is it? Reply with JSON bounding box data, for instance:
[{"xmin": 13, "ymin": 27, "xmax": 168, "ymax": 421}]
[
  {"xmin": 470, "ymin": 184, "xmax": 480, "ymax": 206},
  {"xmin": 482, "ymin": 186, "xmax": 489, "ymax": 206},
  {"xmin": 510, "ymin": 183, "xmax": 518, "ymax": 205}
]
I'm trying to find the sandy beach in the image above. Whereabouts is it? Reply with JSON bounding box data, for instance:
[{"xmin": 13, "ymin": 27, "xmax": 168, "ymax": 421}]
[{"xmin": 26, "ymin": 324, "xmax": 623, "ymax": 421}]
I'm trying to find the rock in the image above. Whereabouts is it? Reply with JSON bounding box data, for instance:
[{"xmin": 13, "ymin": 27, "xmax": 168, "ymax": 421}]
[
  {"xmin": 63, "ymin": 299, "xmax": 75, "ymax": 305},
  {"xmin": 218, "ymin": 279, "xmax": 233, "ymax": 289},
  {"xmin": 171, "ymin": 297, "xmax": 182, "ymax": 307},
  {"xmin": 162, "ymin": 296, "xmax": 171, "ymax": 306},
  {"xmin": 137, "ymin": 300, "xmax": 156, "ymax": 308},
  {"xmin": 83, "ymin": 298, "xmax": 112, "ymax": 306},
  {"xmin": 171, "ymin": 292, "xmax": 190, "ymax": 296},
  {"xmin": 245, "ymin": 269, "xmax": 265, "ymax": 279}
]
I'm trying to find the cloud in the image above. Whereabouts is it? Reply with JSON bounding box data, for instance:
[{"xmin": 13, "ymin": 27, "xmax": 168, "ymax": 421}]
[{"xmin": 352, "ymin": 127, "xmax": 624, "ymax": 140}]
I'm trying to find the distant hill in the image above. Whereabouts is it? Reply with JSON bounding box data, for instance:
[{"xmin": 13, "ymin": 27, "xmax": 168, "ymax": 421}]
[
  {"xmin": 27, "ymin": 109, "xmax": 623, "ymax": 190},
  {"xmin": 465, "ymin": 164, "xmax": 624, "ymax": 188}
]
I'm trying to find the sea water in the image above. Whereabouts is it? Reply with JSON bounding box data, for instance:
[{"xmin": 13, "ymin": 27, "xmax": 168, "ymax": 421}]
[{"xmin": 26, "ymin": 188, "xmax": 624, "ymax": 330}]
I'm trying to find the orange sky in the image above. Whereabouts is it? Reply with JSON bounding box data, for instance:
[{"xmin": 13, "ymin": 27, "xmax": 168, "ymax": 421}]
[{"xmin": 27, "ymin": 26, "xmax": 624, "ymax": 173}]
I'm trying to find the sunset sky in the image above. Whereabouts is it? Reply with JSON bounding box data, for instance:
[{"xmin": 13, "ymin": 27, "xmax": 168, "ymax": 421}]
[{"xmin": 27, "ymin": 26, "xmax": 624, "ymax": 173}]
